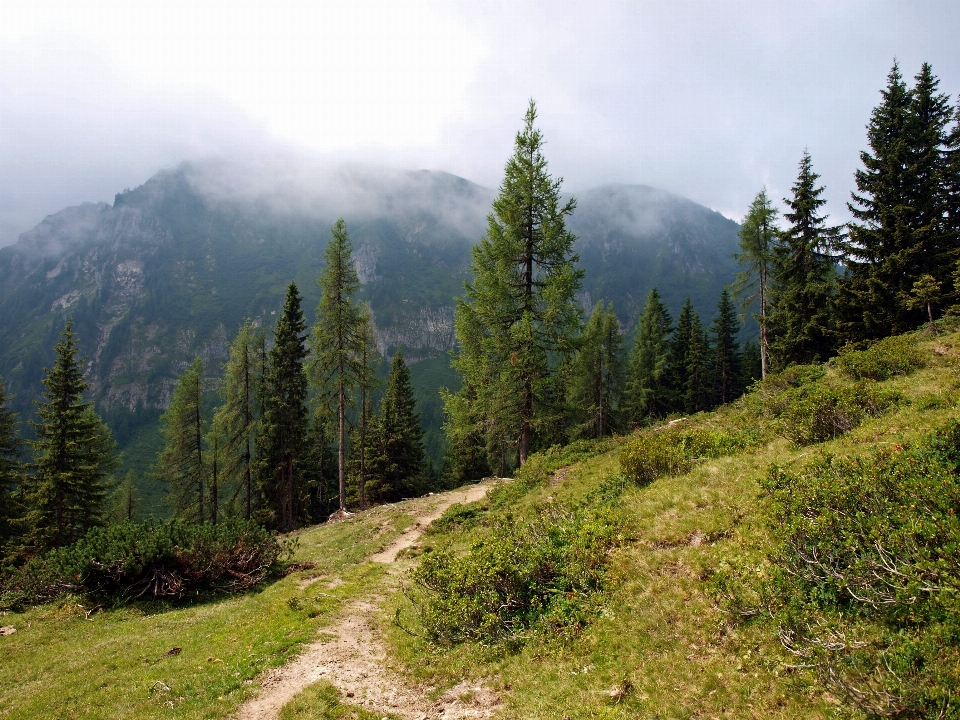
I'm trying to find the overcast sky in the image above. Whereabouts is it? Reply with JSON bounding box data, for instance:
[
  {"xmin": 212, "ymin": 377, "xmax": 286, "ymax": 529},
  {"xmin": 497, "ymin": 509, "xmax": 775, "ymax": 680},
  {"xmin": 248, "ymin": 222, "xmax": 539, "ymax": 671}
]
[{"xmin": 1, "ymin": 0, "xmax": 959, "ymax": 247}]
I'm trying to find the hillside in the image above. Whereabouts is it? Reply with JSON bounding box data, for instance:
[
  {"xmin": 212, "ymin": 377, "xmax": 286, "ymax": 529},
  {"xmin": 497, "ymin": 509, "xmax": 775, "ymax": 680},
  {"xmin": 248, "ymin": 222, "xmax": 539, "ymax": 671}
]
[
  {"xmin": 1, "ymin": 323, "xmax": 956, "ymax": 718},
  {"xmin": 0, "ymin": 160, "xmax": 741, "ymax": 492}
]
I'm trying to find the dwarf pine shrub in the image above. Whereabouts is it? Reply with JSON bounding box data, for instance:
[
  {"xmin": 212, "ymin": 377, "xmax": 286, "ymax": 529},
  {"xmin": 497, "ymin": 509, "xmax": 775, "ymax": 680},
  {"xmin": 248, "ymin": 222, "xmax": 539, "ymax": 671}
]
[
  {"xmin": 0, "ymin": 518, "xmax": 282, "ymax": 608},
  {"xmin": 761, "ymin": 419, "xmax": 960, "ymax": 717},
  {"xmin": 834, "ymin": 334, "xmax": 924, "ymax": 381}
]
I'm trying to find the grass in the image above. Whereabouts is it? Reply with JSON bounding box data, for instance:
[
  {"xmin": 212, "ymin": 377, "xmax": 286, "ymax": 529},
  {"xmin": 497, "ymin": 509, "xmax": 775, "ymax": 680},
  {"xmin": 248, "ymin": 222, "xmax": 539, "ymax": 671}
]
[
  {"xmin": 0, "ymin": 503, "xmax": 416, "ymax": 719},
  {"xmin": 2, "ymin": 327, "xmax": 958, "ymax": 719},
  {"xmin": 382, "ymin": 328, "xmax": 960, "ymax": 719}
]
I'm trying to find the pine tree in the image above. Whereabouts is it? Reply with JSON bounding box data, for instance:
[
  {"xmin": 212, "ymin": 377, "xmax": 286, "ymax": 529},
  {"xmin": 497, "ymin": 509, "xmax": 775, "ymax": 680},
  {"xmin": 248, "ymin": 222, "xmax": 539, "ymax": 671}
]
[
  {"xmin": 447, "ymin": 100, "xmax": 583, "ymax": 466},
  {"xmin": 311, "ymin": 219, "xmax": 365, "ymax": 512},
  {"xmin": 368, "ymin": 349, "xmax": 426, "ymax": 503},
  {"xmin": 684, "ymin": 313, "xmax": 713, "ymax": 414},
  {"xmin": 157, "ymin": 357, "xmax": 207, "ymax": 523},
  {"xmin": 260, "ymin": 282, "xmax": 309, "ymax": 531},
  {"xmin": 568, "ymin": 302, "xmax": 624, "ymax": 438},
  {"xmin": 768, "ymin": 152, "xmax": 840, "ymax": 367},
  {"xmin": 110, "ymin": 470, "xmax": 139, "ymax": 524},
  {"xmin": 735, "ymin": 189, "xmax": 778, "ymax": 378},
  {"xmin": 838, "ymin": 62, "xmax": 954, "ymax": 340},
  {"xmin": 213, "ymin": 319, "xmax": 264, "ymax": 520},
  {"xmin": 0, "ymin": 377, "xmax": 23, "ymax": 554},
  {"xmin": 624, "ymin": 288, "xmax": 672, "ymax": 424},
  {"xmin": 711, "ymin": 289, "xmax": 742, "ymax": 406},
  {"xmin": 22, "ymin": 321, "xmax": 118, "ymax": 552}
]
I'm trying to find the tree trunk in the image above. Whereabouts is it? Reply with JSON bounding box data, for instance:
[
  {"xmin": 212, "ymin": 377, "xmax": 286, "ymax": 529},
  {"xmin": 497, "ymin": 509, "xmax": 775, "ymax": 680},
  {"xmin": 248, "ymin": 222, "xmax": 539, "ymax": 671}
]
[{"xmin": 338, "ymin": 381, "xmax": 346, "ymax": 512}]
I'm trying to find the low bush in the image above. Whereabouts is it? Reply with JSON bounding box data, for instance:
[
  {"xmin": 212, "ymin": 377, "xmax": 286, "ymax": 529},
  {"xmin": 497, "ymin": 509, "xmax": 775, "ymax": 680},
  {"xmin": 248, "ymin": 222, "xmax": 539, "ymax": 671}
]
[
  {"xmin": 407, "ymin": 481, "xmax": 626, "ymax": 647},
  {"xmin": 0, "ymin": 518, "xmax": 282, "ymax": 609},
  {"xmin": 761, "ymin": 420, "xmax": 960, "ymax": 717},
  {"xmin": 619, "ymin": 425, "xmax": 748, "ymax": 485},
  {"xmin": 834, "ymin": 334, "xmax": 924, "ymax": 381},
  {"xmin": 777, "ymin": 381, "xmax": 898, "ymax": 446}
]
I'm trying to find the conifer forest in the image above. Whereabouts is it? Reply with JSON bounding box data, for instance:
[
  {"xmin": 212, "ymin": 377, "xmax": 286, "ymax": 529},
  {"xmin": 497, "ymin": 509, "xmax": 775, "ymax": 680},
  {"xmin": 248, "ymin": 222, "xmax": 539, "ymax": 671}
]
[{"xmin": 2, "ymin": 59, "xmax": 960, "ymax": 720}]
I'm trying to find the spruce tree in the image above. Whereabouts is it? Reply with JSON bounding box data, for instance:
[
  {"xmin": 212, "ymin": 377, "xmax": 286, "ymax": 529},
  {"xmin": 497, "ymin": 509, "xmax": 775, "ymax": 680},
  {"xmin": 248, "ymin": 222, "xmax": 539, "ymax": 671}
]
[
  {"xmin": 711, "ymin": 289, "xmax": 742, "ymax": 406},
  {"xmin": 368, "ymin": 349, "xmax": 425, "ymax": 503},
  {"xmin": 22, "ymin": 321, "xmax": 118, "ymax": 551},
  {"xmin": 447, "ymin": 100, "xmax": 583, "ymax": 466},
  {"xmin": 157, "ymin": 357, "xmax": 207, "ymax": 523},
  {"xmin": 735, "ymin": 189, "xmax": 778, "ymax": 378},
  {"xmin": 624, "ymin": 288, "xmax": 672, "ymax": 424},
  {"xmin": 568, "ymin": 302, "xmax": 624, "ymax": 438},
  {"xmin": 666, "ymin": 297, "xmax": 695, "ymax": 412},
  {"xmin": 0, "ymin": 378, "xmax": 23, "ymax": 554},
  {"xmin": 260, "ymin": 282, "xmax": 309, "ymax": 531},
  {"xmin": 838, "ymin": 62, "xmax": 954, "ymax": 340},
  {"xmin": 213, "ymin": 319, "xmax": 264, "ymax": 521},
  {"xmin": 684, "ymin": 313, "xmax": 712, "ymax": 414},
  {"xmin": 311, "ymin": 219, "xmax": 365, "ymax": 512},
  {"xmin": 769, "ymin": 152, "xmax": 840, "ymax": 367}
]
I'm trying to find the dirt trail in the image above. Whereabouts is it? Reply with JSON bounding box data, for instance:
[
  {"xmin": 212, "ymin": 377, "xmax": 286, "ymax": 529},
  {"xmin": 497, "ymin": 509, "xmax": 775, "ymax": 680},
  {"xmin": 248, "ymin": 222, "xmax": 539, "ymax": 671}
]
[{"xmin": 236, "ymin": 480, "xmax": 504, "ymax": 720}]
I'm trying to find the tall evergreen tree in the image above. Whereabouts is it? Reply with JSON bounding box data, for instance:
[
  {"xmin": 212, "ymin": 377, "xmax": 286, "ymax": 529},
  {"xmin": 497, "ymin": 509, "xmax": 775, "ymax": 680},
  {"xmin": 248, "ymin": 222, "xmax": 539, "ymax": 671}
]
[
  {"xmin": 157, "ymin": 357, "xmax": 207, "ymax": 523},
  {"xmin": 769, "ymin": 152, "xmax": 840, "ymax": 366},
  {"xmin": 711, "ymin": 289, "xmax": 742, "ymax": 406},
  {"xmin": 666, "ymin": 297, "xmax": 695, "ymax": 412},
  {"xmin": 684, "ymin": 313, "xmax": 713, "ymax": 414},
  {"xmin": 735, "ymin": 189, "xmax": 779, "ymax": 378},
  {"xmin": 838, "ymin": 62, "xmax": 954, "ymax": 340},
  {"xmin": 260, "ymin": 282, "xmax": 310, "ymax": 531},
  {"xmin": 353, "ymin": 310, "xmax": 381, "ymax": 510},
  {"xmin": 0, "ymin": 378, "xmax": 23, "ymax": 555},
  {"xmin": 624, "ymin": 288, "xmax": 672, "ymax": 424},
  {"xmin": 21, "ymin": 321, "xmax": 118, "ymax": 552},
  {"xmin": 213, "ymin": 319, "xmax": 264, "ymax": 521},
  {"xmin": 447, "ymin": 100, "xmax": 583, "ymax": 466},
  {"xmin": 368, "ymin": 349, "xmax": 425, "ymax": 503},
  {"xmin": 311, "ymin": 219, "xmax": 365, "ymax": 512},
  {"xmin": 568, "ymin": 302, "xmax": 624, "ymax": 438}
]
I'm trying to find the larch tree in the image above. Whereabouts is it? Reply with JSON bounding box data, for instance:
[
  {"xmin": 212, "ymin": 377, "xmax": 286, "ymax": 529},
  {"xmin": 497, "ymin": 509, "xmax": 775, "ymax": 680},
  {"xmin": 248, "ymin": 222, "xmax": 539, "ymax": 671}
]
[
  {"xmin": 349, "ymin": 309, "xmax": 380, "ymax": 510},
  {"xmin": 213, "ymin": 319, "xmax": 264, "ymax": 520},
  {"xmin": 568, "ymin": 301, "xmax": 624, "ymax": 439},
  {"xmin": 447, "ymin": 100, "xmax": 583, "ymax": 466},
  {"xmin": 156, "ymin": 357, "xmax": 207, "ymax": 524},
  {"xmin": 624, "ymin": 288, "xmax": 672, "ymax": 424},
  {"xmin": 735, "ymin": 189, "xmax": 779, "ymax": 378},
  {"xmin": 260, "ymin": 282, "xmax": 310, "ymax": 531},
  {"xmin": 22, "ymin": 321, "xmax": 118, "ymax": 552},
  {"xmin": 311, "ymin": 219, "xmax": 365, "ymax": 512}
]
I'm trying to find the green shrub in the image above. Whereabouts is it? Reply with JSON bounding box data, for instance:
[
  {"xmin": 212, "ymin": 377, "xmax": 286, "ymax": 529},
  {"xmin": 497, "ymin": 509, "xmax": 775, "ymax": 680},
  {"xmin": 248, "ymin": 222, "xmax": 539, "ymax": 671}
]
[
  {"xmin": 0, "ymin": 518, "xmax": 282, "ymax": 609},
  {"xmin": 619, "ymin": 425, "xmax": 748, "ymax": 485},
  {"xmin": 740, "ymin": 363, "xmax": 826, "ymax": 418},
  {"xmin": 777, "ymin": 381, "xmax": 898, "ymax": 446},
  {"xmin": 761, "ymin": 420, "xmax": 960, "ymax": 717},
  {"xmin": 407, "ymin": 496, "xmax": 625, "ymax": 647},
  {"xmin": 834, "ymin": 334, "xmax": 924, "ymax": 381}
]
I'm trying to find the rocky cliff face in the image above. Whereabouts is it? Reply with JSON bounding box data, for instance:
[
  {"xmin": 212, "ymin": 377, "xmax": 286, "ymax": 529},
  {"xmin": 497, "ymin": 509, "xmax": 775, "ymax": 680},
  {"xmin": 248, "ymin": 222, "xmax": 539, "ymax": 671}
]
[{"xmin": 0, "ymin": 160, "xmax": 740, "ymax": 458}]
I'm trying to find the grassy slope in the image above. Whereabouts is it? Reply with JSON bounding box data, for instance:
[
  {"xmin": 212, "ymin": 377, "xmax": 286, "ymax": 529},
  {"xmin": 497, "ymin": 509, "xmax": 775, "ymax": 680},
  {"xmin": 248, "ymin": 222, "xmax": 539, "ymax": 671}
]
[{"xmin": 1, "ymin": 327, "xmax": 956, "ymax": 719}]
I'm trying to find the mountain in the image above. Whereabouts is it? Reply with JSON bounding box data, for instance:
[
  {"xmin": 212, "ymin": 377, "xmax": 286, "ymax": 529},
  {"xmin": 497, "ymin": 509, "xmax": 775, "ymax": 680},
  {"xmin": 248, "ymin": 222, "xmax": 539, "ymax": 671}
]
[{"xmin": 0, "ymin": 159, "xmax": 741, "ymax": 495}]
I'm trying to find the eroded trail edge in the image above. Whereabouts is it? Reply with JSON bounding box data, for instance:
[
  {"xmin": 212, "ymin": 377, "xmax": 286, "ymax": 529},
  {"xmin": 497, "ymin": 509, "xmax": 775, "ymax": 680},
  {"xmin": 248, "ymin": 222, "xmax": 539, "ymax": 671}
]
[{"xmin": 236, "ymin": 481, "xmax": 503, "ymax": 720}]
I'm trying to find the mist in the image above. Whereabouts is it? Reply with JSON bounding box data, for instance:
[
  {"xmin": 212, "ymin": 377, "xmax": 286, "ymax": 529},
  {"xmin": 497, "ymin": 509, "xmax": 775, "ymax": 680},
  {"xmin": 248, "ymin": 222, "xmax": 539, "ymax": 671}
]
[{"xmin": 3, "ymin": 1, "xmax": 960, "ymax": 248}]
